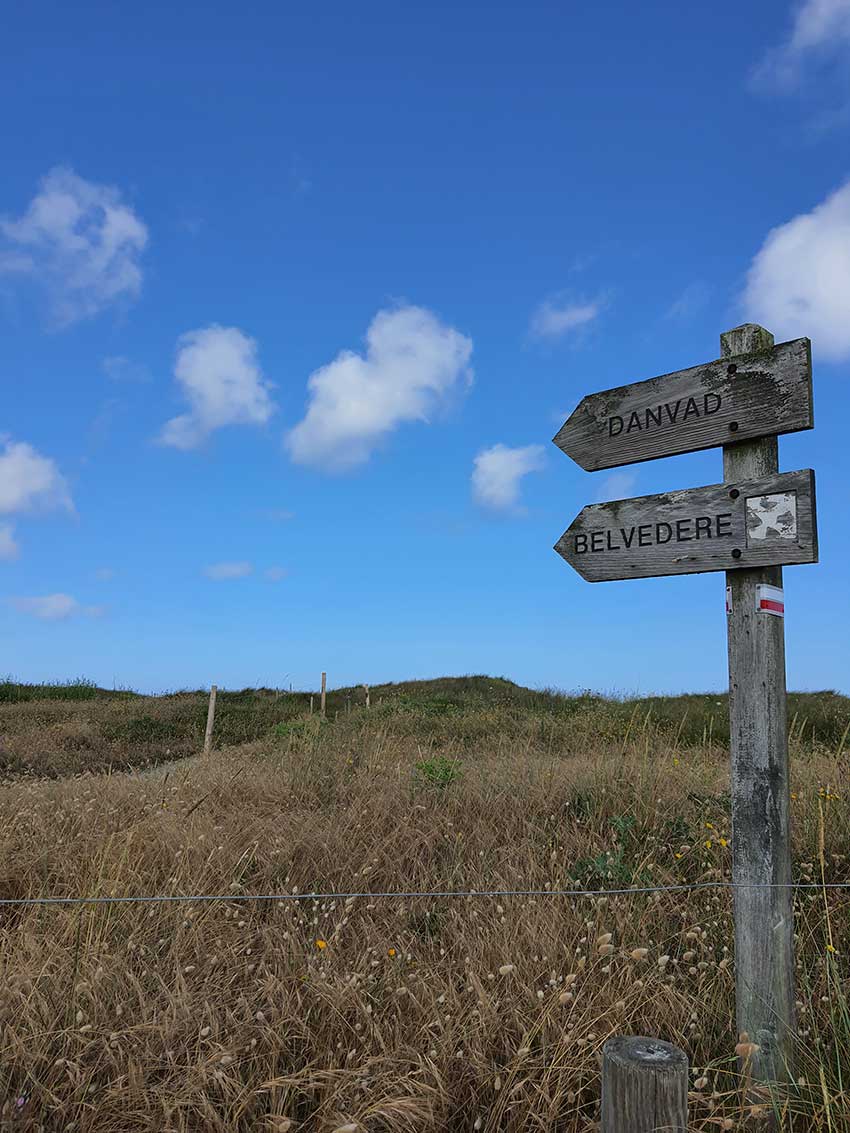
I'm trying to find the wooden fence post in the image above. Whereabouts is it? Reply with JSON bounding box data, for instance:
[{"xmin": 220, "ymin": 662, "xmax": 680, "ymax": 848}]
[
  {"xmin": 722, "ymin": 324, "xmax": 796, "ymax": 1089},
  {"xmin": 309, "ymin": 695, "xmax": 314, "ymax": 715},
  {"xmin": 320, "ymin": 672, "xmax": 327, "ymax": 718},
  {"xmin": 364, "ymin": 683, "xmax": 370, "ymax": 708},
  {"xmin": 601, "ymin": 1036, "xmax": 688, "ymax": 1133},
  {"xmin": 203, "ymin": 684, "xmax": 217, "ymax": 754}
]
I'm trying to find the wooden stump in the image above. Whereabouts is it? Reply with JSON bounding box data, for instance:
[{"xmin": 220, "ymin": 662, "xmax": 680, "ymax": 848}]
[{"xmin": 601, "ymin": 1036, "xmax": 688, "ymax": 1133}]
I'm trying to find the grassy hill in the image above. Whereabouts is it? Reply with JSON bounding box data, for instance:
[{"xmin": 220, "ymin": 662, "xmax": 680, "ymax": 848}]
[
  {"xmin": 1, "ymin": 676, "xmax": 849, "ymax": 1128},
  {"xmin": 1, "ymin": 674, "xmax": 847, "ymax": 780}
]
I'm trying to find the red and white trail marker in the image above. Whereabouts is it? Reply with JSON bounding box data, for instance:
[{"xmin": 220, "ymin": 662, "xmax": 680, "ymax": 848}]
[{"xmin": 756, "ymin": 583, "xmax": 785, "ymax": 617}]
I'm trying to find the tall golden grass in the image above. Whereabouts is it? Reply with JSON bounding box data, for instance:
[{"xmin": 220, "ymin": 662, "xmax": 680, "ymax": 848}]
[{"xmin": 0, "ymin": 688, "xmax": 848, "ymax": 1130}]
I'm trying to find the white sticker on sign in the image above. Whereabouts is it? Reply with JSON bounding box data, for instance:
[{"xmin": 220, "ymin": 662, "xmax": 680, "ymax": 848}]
[
  {"xmin": 756, "ymin": 584, "xmax": 785, "ymax": 617},
  {"xmin": 746, "ymin": 491, "xmax": 798, "ymax": 544},
  {"xmin": 725, "ymin": 586, "xmax": 732, "ymax": 614}
]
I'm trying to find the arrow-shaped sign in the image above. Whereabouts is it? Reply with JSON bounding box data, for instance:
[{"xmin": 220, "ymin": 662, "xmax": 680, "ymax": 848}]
[
  {"xmin": 554, "ymin": 469, "xmax": 817, "ymax": 582},
  {"xmin": 553, "ymin": 338, "xmax": 813, "ymax": 472}
]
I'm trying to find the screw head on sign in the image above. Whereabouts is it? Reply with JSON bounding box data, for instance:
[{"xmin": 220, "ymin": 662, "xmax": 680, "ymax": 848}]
[
  {"xmin": 727, "ymin": 364, "xmax": 737, "ymax": 374},
  {"xmin": 732, "ymin": 549, "xmax": 742, "ymax": 559},
  {"xmin": 729, "ymin": 489, "xmax": 740, "ymax": 499},
  {"xmin": 729, "ymin": 421, "xmax": 739, "ymax": 432}
]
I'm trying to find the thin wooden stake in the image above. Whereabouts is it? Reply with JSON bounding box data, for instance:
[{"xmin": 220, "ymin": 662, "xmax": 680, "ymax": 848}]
[
  {"xmin": 722, "ymin": 323, "xmax": 795, "ymax": 1089},
  {"xmin": 320, "ymin": 672, "xmax": 326, "ymax": 718},
  {"xmin": 364, "ymin": 683, "xmax": 370, "ymax": 709},
  {"xmin": 309, "ymin": 695, "xmax": 314, "ymax": 715},
  {"xmin": 203, "ymin": 684, "xmax": 217, "ymax": 754},
  {"xmin": 601, "ymin": 1036, "xmax": 688, "ymax": 1133}
]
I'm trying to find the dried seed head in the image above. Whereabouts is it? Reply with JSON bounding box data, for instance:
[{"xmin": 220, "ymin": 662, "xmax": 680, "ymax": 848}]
[
  {"xmin": 630, "ymin": 948, "xmax": 648, "ymax": 962},
  {"xmin": 735, "ymin": 1039, "xmax": 761, "ymax": 1062},
  {"xmin": 498, "ymin": 964, "xmax": 515, "ymax": 976}
]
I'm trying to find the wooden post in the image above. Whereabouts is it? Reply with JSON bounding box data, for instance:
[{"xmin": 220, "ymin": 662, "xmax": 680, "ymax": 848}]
[
  {"xmin": 309, "ymin": 695, "xmax": 314, "ymax": 715},
  {"xmin": 320, "ymin": 672, "xmax": 326, "ymax": 718},
  {"xmin": 364, "ymin": 683, "xmax": 370, "ymax": 708},
  {"xmin": 203, "ymin": 684, "xmax": 217, "ymax": 754},
  {"xmin": 601, "ymin": 1036, "xmax": 688, "ymax": 1133},
  {"xmin": 722, "ymin": 323, "xmax": 795, "ymax": 1088}
]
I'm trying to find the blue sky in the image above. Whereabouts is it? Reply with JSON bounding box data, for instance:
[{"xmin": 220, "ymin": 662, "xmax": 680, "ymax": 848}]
[{"xmin": 2, "ymin": 0, "xmax": 849, "ymax": 695}]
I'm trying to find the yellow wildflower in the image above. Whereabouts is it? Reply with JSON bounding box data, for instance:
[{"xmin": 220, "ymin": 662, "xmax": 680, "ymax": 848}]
[{"xmin": 316, "ymin": 939, "xmax": 327, "ymax": 950}]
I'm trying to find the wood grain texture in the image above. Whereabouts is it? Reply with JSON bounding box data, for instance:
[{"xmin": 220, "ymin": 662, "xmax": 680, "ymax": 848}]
[
  {"xmin": 723, "ymin": 325, "xmax": 796, "ymax": 1092},
  {"xmin": 553, "ymin": 336, "xmax": 812, "ymax": 471},
  {"xmin": 555, "ymin": 469, "xmax": 817, "ymax": 582},
  {"xmin": 600, "ymin": 1036, "xmax": 688, "ymax": 1133}
]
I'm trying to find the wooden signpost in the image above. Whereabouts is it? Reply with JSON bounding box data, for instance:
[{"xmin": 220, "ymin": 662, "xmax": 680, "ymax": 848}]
[
  {"xmin": 556, "ymin": 469, "xmax": 816, "ymax": 582},
  {"xmin": 554, "ymin": 336, "xmax": 812, "ymax": 470},
  {"xmin": 553, "ymin": 324, "xmax": 818, "ymax": 1098}
]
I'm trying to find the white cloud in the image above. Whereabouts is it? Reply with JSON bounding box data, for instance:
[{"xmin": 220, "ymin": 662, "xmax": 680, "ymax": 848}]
[
  {"xmin": 0, "ymin": 167, "xmax": 148, "ymax": 326},
  {"xmin": 753, "ymin": 0, "xmax": 850, "ymax": 89},
  {"xmin": 530, "ymin": 296, "xmax": 604, "ymax": 340},
  {"xmin": 743, "ymin": 179, "xmax": 850, "ymax": 361},
  {"xmin": 10, "ymin": 593, "xmax": 104, "ymax": 620},
  {"xmin": 471, "ymin": 443, "xmax": 545, "ymax": 512},
  {"xmin": 0, "ymin": 524, "xmax": 19, "ymax": 561},
  {"xmin": 265, "ymin": 566, "xmax": 288, "ymax": 581},
  {"xmin": 203, "ymin": 561, "xmax": 253, "ymax": 580},
  {"xmin": 0, "ymin": 438, "xmax": 73, "ymax": 515},
  {"xmin": 286, "ymin": 305, "xmax": 473, "ymax": 471},
  {"xmin": 159, "ymin": 326, "xmax": 276, "ymax": 449},
  {"xmin": 594, "ymin": 471, "xmax": 637, "ymax": 503}
]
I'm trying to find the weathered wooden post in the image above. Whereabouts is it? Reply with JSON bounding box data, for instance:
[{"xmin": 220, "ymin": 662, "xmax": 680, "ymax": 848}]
[
  {"xmin": 722, "ymin": 324, "xmax": 795, "ymax": 1086},
  {"xmin": 309, "ymin": 694, "xmax": 314, "ymax": 715},
  {"xmin": 203, "ymin": 684, "xmax": 217, "ymax": 754},
  {"xmin": 551, "ymin": 325, "xmax": 817, "ymax": 1101},
  {"xmin": 320, "ymin": 671, "xmax": 327, "ymax": 718},
  {"xmin": 601, "ymin": 1036, "xmax": 688, "ymax": 1133}
]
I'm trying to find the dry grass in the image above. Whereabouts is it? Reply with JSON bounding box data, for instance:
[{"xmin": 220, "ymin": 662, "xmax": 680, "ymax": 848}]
[{"xmin": 1, "ymin": 686, "xmax": 849, "ymax": 1130}]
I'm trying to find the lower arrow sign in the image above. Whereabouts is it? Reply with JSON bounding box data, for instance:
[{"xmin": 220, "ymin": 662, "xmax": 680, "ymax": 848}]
[{"xmin": 555, "ymin": 469, "xmax": 817, "ymax": 582}]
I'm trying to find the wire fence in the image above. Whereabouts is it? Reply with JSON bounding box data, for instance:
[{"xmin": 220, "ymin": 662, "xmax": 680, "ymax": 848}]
[{"xmin": 1, "ymin": 879, "xmax": 849, "ymax": 908}]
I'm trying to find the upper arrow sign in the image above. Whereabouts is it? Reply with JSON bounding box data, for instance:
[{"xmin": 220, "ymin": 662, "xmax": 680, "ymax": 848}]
[{"xmin": 553, "ymin": 338, "xmax": 813, "ymax": 471}]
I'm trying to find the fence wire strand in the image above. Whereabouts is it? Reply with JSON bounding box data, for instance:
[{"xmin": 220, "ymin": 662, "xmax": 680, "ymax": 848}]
[{"xmin": 1, "ymin": 880, "xmax": 849, "ymax": 908}]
